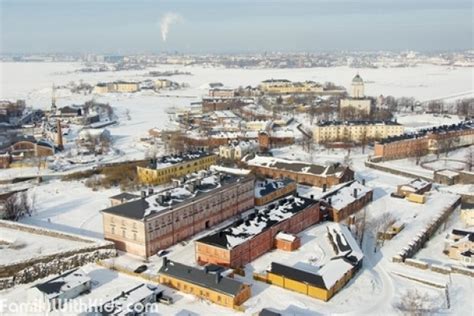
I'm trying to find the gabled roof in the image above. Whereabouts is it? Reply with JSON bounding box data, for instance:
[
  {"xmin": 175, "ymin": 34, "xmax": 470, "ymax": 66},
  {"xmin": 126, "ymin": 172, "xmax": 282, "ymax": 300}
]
[{"xmin": 159, "ymin": 260, "xmax": 244, "ymax": 297}]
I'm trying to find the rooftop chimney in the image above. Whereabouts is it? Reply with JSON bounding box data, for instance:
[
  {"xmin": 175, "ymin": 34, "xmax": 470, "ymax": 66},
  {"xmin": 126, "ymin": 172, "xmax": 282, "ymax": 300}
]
[
  {"xmin": 141, "ymin": 191, "xmax": 146, "ymax": 199},
  {"xmin": 310, "ymin": 194, "xmax": 314, "ymax": 200},
  {"xmin": 353, "ymin": 188, "xmax": 358, "ymax": 198},
  {"xmin": 163, "ymin": 257, "xmax": 168, "ymax": 267},
  {"xmin": 215, "ymin": 271, "xmax": 221, "ymax": 284},
  {"xmin": 148, "ymin": 188, "xmax": 154, "ymax": 196},
  {"xmin": 322, "ymin": 184, "xmax": 327, "ymax": 192},
  {"xmin": 362, "ymin": 179, "xmax": 366, "ymax": 185}
]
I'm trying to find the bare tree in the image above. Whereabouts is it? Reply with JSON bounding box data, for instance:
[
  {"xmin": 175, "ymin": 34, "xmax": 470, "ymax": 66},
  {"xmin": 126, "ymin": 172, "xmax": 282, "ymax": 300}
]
[
  {"xmin": 465, "ymin": 147, "xmax": 474, "ymax": 171},
  {"xmin": 438, "ymin": 136, "xmax": 460, "ymax": 158},
  {"xmin": 3, "ymin": 191, "xmax": 34, "ymax": 221},
  {"xmin": 395, "ymin": 289, "xmax": 433, "ymax": 316}
]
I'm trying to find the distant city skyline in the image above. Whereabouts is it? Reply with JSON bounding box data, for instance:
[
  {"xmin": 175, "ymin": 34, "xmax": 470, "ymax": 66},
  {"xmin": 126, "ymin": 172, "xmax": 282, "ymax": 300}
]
[{"xmin": 1, "ymin": 0, "xmax": 473, "ymax": 54}]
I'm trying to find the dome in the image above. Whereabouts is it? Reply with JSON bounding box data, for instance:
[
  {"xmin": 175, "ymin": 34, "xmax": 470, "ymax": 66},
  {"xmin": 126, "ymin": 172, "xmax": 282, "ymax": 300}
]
[{"xmin": 352, "ymin": 74, "xmax": 363, "ymax": 83}]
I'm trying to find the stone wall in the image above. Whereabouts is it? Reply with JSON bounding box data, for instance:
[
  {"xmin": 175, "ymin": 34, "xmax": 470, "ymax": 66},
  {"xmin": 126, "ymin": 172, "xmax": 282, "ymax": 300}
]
[
  {"xmin": 365, "ymin": 160, "xmax": 433, "ymax": 182},
  {"xmin": 0, "ymin": 220, "xmax": 116, "ymax": 290}
]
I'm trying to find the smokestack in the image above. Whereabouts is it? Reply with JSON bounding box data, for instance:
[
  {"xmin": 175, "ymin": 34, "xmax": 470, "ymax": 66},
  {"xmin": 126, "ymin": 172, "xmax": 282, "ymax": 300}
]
[
  {"xmin": 56, "ymin": 120, "xmax": 63, "ymax": 150},
  {"xmin": 323, "ymin": 184, "xmax": 327, "ymax": 192},
  {"xmin": 353, "ymin": 188, "xmax": 358, "ymax": 198}
]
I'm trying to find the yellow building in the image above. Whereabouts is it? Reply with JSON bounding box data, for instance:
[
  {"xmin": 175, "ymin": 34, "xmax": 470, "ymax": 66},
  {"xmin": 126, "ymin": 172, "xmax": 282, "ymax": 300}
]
[
  {"xmin": 461, "ymin": 209, "xmax": 474, "ymax": 227},
  {"xmin": 155, "ymin": 79, "xmax": 172, "ymax": 89},
  {"xmin": 93, "ymin": 81, "xmax": 139, "ymax": 93},
  {"xmin": 137, "ymin": 151, "xmax": 218, "ymax": 185},
  {"xmin": 259, "ymin": 79, "xmax": 324, "ymax": 94},
  {"xmin": 313, "ymin": 120, "xmax": 404, "ymax": 143},
  {"xmin": 112, "ymin": 81, "xmax": 139, "ymax": 93},
  {"xmin": 254, "ymin": 224, "xmax": 363, "ymax": 302},
  {"xmin": 159, "ymin": 258, "xmax": 251, "ymax": 309},
  {"xmin": 93, "ymin": 83, "xmax": 109, "ymax": 94}
]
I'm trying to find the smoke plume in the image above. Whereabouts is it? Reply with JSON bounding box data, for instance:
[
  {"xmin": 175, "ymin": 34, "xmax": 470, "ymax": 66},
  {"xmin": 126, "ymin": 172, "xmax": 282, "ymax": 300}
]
[{"xmin": 160, "ymin": 12, "xmax": 182, "ymax": 42}]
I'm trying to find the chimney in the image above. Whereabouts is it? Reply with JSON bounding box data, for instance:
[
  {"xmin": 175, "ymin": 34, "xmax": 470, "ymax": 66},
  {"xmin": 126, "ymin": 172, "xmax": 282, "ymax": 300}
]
[
  {"xmin": 157, "ymin": 194, "xmax": 164, "ymax": 204},
  {"xmin": 353, "ymin": 188, "xmax": 358, "ymax": 198},
  {"xmin": 215, "ymin": 271, "xmax": 221, "ymax": 284},
  {"xmin": 141, "ymin": 191, "xmax": 146, "ymax": 199},
  {"xmin": 148, "ymin": 188, "xmax": 154, "ymax": 196},
  {"xmin": 163, "ymin": 256, "xmax": 168, "ymax": 267},
  {"xmin": 310, "ymin": 194, "xmax": 314, "ymax": 200},
  {"xmin": 362, "ymin": 179, "xmax": 366, "ymax": 185},
  {"xmin": 204, "ymin": 266, "xmax": 208, "ymax": 274},
  {"xmin": 322, "ymin": 184, "xmax": 327, "ymax": 192},
  {"xmin": 328, "ymin": 197, "xmax": 332, "ymax": 206},
  {"xmin": 56, "ymin": 120, "xmax": 64, "ymax": 150}
]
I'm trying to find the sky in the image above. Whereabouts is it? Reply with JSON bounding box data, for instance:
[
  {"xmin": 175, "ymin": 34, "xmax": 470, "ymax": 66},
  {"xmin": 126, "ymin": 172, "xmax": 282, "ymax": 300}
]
[{"xmin": 0, "ymin": 0, "xmax": 472, "ymax": 54}]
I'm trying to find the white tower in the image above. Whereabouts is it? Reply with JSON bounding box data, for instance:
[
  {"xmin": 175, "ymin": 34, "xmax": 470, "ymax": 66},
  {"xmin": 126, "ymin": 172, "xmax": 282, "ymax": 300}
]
[{"xmin": 351, "ymin": 74, "xmax": 364, "ymax": 99}]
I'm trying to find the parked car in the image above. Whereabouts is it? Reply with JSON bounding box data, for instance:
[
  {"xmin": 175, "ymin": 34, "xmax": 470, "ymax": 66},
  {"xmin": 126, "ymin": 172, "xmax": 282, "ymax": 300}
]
[
  {"xmin": 134, "ymin": 265, "xmax": 148, "ymax": 274},
  {"xmin": 157, "ymin": 250, "xmax": 169, "ymax": 257}
]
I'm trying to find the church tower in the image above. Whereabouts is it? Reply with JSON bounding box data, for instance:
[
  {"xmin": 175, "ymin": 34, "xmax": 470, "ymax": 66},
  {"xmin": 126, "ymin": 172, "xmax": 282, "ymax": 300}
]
[
  {"xmin": 351, "ymin": 74, "xmax": 365, "ymax": 99},
  {"xmin": 51, "ymin": 83, "xmax": 57, "ymax": 113}
]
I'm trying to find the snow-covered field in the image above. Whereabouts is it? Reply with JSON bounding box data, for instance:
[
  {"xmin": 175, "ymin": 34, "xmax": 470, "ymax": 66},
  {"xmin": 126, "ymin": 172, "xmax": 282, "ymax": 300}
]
[
  {"xmin": 0, "ymin": 225, "xmax": 90, "ymax": 265},
  {"xmin": 1, "ymin": 62, "xmax": 473, "ymax": 315}
]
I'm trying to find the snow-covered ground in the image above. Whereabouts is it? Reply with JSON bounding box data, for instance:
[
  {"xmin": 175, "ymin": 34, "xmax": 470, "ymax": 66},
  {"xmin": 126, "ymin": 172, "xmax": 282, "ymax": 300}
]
[
  {"xmin": 0, "ymin": 225, "xmax": 90, "ymax": 265},
  {"xmin": 1, "ymin": 62, "xmax": 474, "ymax": 315}
]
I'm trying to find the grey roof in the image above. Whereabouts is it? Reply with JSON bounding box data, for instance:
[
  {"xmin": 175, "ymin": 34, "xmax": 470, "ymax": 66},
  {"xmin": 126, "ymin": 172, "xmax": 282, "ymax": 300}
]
[
  {"xmin": 316, "ymin": 120, "xmax": 401, "ymax": 127},
  {"xmin": 101, "ymin": 172, "xmax": 248, "ymax": 220},
  {"xmin": 270, "ymin": 262, "xmax": 326, "ymax": 289},
  {"xmin": 352, "ymin": 74, "xmax": 363, "ymax": 83},
  {"xmin": 109, "ymin": 192, "xmax": 140, "ymax": 201},
  {"xmin": 159, "ymin": 260, "xmax": 244, "ymax": 297}
]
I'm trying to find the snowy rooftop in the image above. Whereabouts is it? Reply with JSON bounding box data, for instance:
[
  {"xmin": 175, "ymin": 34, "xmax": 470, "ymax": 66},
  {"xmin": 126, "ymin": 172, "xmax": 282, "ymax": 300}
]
[
  {"xmin": 96, "ymin": 283, "xmax": 162, "ymax": 316},
  {"xmin": 268, "ymin": 223, "xmax": 363, "ymax": 290},
  {"xmin": 244, "ymin": 155, "xmax": 347, "ymax": 177},
  {"xmin": 316, "ymin": 120, "xmax": 401, "ymax": 127},
  {"xmin": 197, "ymin": 195, "xmax": 316, "ymax": 249},
  {"xmin": 151, "ymin": 150, "xmax": 214, "ymax": 170},
  {"xmin": 379, "ymin": 120, "xmax": 474, "ymax": 144},
  {"xmin": 101, "ymin": 170, "xmax": 249, "ymax": 219},
  {"xmin": 399, "ymin": 178, "xmax": 431, "ymax": 193},
  {"xmin": 320, "ymin": 180, "xmax": 372, "ymax": 211},
  {"xmin": 32, "ymin": 268, "xmax": 90, "ymax": 299},
  {"xmin": 255, "ymin": 178, "xmax": 295, "ymax": 198}
]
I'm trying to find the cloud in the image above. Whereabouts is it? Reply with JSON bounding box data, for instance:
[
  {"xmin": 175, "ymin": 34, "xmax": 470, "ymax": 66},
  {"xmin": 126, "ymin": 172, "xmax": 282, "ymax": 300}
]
[{"xmin": 160, "ymin": 12, "xmax": 183, "ymax": 42}]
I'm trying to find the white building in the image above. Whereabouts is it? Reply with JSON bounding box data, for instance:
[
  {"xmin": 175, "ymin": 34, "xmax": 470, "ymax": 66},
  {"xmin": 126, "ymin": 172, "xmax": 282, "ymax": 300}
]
[
  {"xmin": 28, "ymin": 268, "xmax": 91, "ymax": 311},
  {"xmin": 219, "ymin": 140, "xmax": 259, "ymax": 160},
  {"xmin": 90, "ymin": 283, "xmax": 164, "ymax": 316},
  {"xmin": 340, "ymin": 74, "xmax": 372, "ymax": 114}
]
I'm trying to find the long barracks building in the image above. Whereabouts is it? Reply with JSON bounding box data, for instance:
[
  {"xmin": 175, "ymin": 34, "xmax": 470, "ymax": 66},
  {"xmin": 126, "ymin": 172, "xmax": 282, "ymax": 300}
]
[
  {"xmin": 101, "ymin": 170, "xmax": 255, "ymax": 257},
  {"xmin": 137, "ymin": 150, "xmax": 218, "ymax": 185},
  {"xmin": 195, "ymin": 195, "xmax": 320, "ymax": 268},
  {"xmin": 374, "ymin": 121, "xmax": 474, "ymax": 160}
]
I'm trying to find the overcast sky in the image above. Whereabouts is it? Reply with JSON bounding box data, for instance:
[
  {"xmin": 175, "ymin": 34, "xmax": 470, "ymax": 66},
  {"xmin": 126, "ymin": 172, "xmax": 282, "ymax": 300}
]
[{"xmin": 1, "ymin": 0, "xmax": 472, "ymax": 54}]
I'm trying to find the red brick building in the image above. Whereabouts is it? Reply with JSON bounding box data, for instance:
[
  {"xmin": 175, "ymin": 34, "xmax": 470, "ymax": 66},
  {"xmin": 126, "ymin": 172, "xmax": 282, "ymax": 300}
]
[
  {"xmin": 243, "ymin": 155, "xmax": 354, "ymax": 188},
  {"xmin": 319, "ymin": 180, "xmax": 373, "ymax": 222},
  {"xmin": 195, "ymin": 196, "xmax": 320, "ymax": 268},
  {"xmin": 374, "ymin": 121, "xmax": 474, "ymax": 160},
  {"xmin": 101, "ymin": 171, "xmax": 255, "ymax": 258}
]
